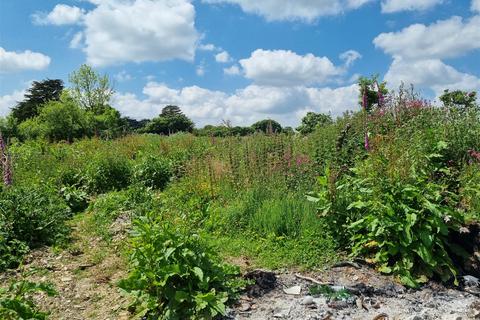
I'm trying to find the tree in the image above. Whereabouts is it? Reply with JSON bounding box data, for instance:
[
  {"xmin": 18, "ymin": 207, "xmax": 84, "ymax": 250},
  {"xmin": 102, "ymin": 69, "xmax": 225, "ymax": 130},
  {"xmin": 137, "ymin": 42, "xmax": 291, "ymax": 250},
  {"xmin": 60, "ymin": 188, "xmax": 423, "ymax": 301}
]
[
  {"xmin": 69, "ymin": 64, "xmax": 114, "ymax": 115},
  {"xmin": 296, "ymin": 112, "xmax": 333, "ymax": 135},
  {"xmin": 143, "ymin": 106, "xmax": 194, "ymax": 135},
  {"xmin": 440, "ymin": 90, "xmax": 478, "ymax": 111},
  {"xmin": 18, "ymin": 91, "xmax": 88, "ymax": 142},
  {"xmin": 251, "ymin": 119, "xmax": 282, "ymax": 134},
  {"xmin": 11, "ymin": 79, "xmax": 64, "ymax": 122}
]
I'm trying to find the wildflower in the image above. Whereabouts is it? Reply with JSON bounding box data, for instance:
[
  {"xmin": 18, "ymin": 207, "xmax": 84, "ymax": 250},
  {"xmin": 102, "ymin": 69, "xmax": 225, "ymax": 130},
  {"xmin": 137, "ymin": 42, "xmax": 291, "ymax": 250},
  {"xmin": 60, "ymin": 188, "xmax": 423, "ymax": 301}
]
[
  {"xmin": 0, "ymin": 131, "xmax": 13, "ymax": 186},
  {"xmin": 362, "ymin": 91, "xmax": 368, "ymax": 111}
]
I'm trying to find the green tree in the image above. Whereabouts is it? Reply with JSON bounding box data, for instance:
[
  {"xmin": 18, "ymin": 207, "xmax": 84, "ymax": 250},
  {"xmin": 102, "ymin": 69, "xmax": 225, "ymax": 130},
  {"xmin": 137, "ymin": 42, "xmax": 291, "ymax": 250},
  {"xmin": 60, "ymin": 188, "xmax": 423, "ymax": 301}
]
[
  {"xmin": 69, "ymin": 64, "xmax": 114, "ymax": 115},
  {"xmin": 251, "ymin": 119, "xmax": 282, "ymax": 134},
  {"xmin": 440, "ymin": 90, "xmax": 478, "ymax": 111},
  {"xmin": 11, "ymin": 79, "xmax": 63, "ymax": 122},
  {"xmin": 143, "ymin": 106, "xmax": 194, "ymax": 135},
  {"xmin": 18, "ymin": 92, "xmax": 88, "ymax": 142},
  {"xmin": 296, "ymin": 112, "xmax": 333, "ymax": 135}
]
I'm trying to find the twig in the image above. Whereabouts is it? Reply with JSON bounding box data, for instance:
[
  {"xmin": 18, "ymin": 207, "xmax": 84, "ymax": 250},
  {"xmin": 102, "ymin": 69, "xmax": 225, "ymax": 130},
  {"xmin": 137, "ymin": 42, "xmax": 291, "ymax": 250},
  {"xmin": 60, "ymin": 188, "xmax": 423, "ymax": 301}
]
[{"xmin": 294, "ymin": 274, "xmax": 331, "ymax": 286}]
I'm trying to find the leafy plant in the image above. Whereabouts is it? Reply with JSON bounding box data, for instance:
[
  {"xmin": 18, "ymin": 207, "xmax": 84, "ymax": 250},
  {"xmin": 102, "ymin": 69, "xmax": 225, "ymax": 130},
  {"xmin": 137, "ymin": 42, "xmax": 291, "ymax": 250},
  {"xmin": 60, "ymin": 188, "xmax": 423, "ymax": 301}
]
[
  {"xmin": 0, "ymin": 184, "xmax": 71, "ymax": 270},
  {"xmin": 119, "ymin": 214, "xmax": 244, "ymax": 320},
  {"xmin": 83, "ymin": 154, "xmax": 132, "ymax": 194},
  {"xmin": 309, "ymin": 142, "xmax": 465, "ymax": 287},
  {"xmin": 0, "ymin": 280, "xmax": 56, "ymax": 320},
  {"xmin": 133, "ymin": 155, "xmax": 172, "ymax": 190}
]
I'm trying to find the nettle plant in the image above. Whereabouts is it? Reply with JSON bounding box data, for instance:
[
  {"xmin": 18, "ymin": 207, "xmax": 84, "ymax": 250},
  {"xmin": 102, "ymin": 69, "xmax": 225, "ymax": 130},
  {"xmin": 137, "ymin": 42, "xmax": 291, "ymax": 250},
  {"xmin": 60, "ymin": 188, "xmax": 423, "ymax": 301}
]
[
  {"xmin": 309, "ymin": 141, "xmax": 465, "ymax": 287},
  {"xmin": 119, "ymin": 214, "xmax": 244, "ymax": 320}
]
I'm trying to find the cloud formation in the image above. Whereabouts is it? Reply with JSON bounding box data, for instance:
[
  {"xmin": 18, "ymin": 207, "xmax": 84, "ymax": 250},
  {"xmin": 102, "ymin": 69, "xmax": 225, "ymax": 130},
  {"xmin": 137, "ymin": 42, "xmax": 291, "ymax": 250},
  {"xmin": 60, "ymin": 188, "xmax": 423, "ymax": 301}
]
[
  {"xmin": 380, "ymin": 0, "xmax": 443, "ymax": 13},
  {"xmin": 32, "ymin": 4, "xmax": 85, "ymax": 25},
  {"xmin": 113, "ymin": 82, "xmax": 359, "ymax": 127},
  {"xmin": 239, "ymin": 49, "xmax": 343, "ymax": 87},
  {"xmin": 0, "ymin": 47, "xmax": 51, "ymax": 73},
  {"xmin": 203, "ymin": 0, "xmax": 374, "ymax": 22}
]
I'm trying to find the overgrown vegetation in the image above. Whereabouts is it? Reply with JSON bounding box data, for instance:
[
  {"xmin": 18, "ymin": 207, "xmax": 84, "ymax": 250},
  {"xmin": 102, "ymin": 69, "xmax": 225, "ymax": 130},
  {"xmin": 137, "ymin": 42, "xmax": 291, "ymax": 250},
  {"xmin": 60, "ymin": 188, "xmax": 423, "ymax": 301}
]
[{"xmin": 1, "ymin": 69, "xmax": 479, "ymax": 318}]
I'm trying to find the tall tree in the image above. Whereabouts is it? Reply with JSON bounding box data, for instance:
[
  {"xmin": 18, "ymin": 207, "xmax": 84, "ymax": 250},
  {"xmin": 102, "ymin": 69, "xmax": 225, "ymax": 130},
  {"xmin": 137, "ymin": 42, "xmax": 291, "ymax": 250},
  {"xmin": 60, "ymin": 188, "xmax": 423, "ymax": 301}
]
[
  {"xmin": 11, "ymin": 79, "xmax": 64, "ymax": 122},
  {"xmin": 251, "ymin": 119, "xmax": 282, "ymax": 134},
  {"xmin": 143, "ymin": 106, "xmax": 194, "ymax": 135},
  {"xmin": 296, "ymin": 112, "xmax": 333, "ymax": 135},
  {"xmin": 69, "ymin": 64, "xmax": 114, "ymax": 115}
]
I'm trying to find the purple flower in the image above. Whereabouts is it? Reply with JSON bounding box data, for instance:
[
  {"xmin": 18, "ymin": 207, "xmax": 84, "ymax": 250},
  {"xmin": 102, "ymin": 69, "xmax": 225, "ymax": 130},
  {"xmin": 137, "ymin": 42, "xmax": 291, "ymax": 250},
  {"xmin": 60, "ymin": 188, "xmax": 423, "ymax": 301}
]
[
  {"xmin": 362, "ymin": 91, "xmax": 368, "ymax": 111},
  {"xmin": 364, "ymin": 132, "xmax": 370, "ymax": 151}
]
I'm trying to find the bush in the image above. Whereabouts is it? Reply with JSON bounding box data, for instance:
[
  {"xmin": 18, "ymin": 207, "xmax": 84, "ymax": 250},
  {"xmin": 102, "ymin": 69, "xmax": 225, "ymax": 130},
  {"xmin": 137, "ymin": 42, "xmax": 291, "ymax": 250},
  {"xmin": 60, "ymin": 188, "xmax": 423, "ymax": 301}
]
[
  {"xmin": 0, "ymin": 185, "xmax": 71, "ymax": 270},
  {"xmin": 133, "ymin": 155, "xmax": 172, "ymax": 190},
  {"xmin": 119, "ymin": 214, "xmax": 244, "ymax": 320},
  {"xmin": 83, "ymin": 154, "xmax": 132, "ymax": 194},
  {"xmin": 309, "ymin": 142, "xmax": 465, "ymax": 287}
]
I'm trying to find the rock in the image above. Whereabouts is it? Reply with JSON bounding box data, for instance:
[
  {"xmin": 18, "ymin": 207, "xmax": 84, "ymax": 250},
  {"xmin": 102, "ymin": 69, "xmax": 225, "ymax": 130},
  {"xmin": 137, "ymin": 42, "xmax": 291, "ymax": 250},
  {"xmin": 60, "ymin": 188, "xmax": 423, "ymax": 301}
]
[
  {"xmin": 273, "ymin": 303, "xmax": 292, "ymax": 318},
  {"xmin": 463, "ymin": 275, "xmax": 480, "ymax": 287},
  {"xmin": 301, "ymin": 296, "xmax": 315, "ymax": 305},
  {"xmin": 408, "ymin": 316, "xmax": 423, "ymax": 320},
  {"xmin": 283, "ymin": 285, "xmax": 301, "ymax": 295},
  {"xmin": 239, "ymin": 302, "xmax": 251, "ymax": 312},
  {"xmin": 61, "ymin": 276, "xmax": 72, "ymax": 282}
]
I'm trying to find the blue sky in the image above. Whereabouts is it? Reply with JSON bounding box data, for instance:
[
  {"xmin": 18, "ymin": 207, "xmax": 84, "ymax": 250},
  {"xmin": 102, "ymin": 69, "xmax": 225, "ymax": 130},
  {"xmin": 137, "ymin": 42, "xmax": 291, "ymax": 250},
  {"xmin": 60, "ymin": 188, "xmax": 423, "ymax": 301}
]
[{"xmin": 1, "ymin": 0, "xmax": 479, "ymax": 126}]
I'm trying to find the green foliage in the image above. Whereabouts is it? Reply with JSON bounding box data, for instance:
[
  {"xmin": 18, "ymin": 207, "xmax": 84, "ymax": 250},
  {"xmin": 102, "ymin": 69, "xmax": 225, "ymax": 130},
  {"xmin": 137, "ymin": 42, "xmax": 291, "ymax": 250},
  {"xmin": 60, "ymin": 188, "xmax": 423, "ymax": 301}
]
[
  {"xmin": 251, "ymin": 119, "xmax": 282, "ymax": 134},
  {"xmin": 119, "ymin": 215, "xmax": 244, "ymax": 320},
  {"xmin": 143, "ymin": 106, "xmax": 194, "ymax": 135},
  {"xmin": 83, "ymin": 154, "xmax": 132, "ymax": 194},
  {"xmin": 11, "ymin": 79, "xmax": 64, "ymax": 123},
  {"xmin": 60, "ymin": 185, "xmax": 89, "ymax": 213},
  {"xmin": 133, "ymin": 155, "xmax": 173, "ymax": 190},
  {"xmin": 68, "ymin": 64, "xmax": 114, "ymax": 114},
  {"xmin": 0, "ymin": 184, "xmax": 71, "ymax": 270},
  {"xmin": 0, "ymin": 280, "xmax": 56, "ymax": 320},
  {"xmin": 309, "ymin": 142, "xmax": 465, "ymax": 287},
  {"xmin": 296, "ymin": 112, "xmax": 333, "ymax": 135},
  {"xmin": 358, "ymin": 75, "xmax": 387, "ymax": 112},
  {"xmin": 440, "ymin": 89, "xmax": 478, "ymax": 111}
]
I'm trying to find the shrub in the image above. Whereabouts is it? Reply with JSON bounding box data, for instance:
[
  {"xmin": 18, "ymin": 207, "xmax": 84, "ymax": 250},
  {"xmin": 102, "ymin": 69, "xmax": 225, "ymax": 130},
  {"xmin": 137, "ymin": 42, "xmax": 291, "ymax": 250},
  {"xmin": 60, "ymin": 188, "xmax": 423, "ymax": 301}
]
[
  {"xmin": 133, "ymin": 155, "xmax": 172, "ymax": 190},
  {"xmin": 83, "ymin": 154, "xmax": 132, "ymax": 194},
  {"xmin": 0, "ymin": 280, "xmax": 56, "ymax": 320},
  {"xmin": 309, "ymin": 142, "xmax": 465, "ymax": 287},
  {"xmin": 119, "ymin": 214, "xmax": 244, "ymax": 320},
  {"xmin": 0, "ymin": 185, "xmax": 71, "ymax": 270}
]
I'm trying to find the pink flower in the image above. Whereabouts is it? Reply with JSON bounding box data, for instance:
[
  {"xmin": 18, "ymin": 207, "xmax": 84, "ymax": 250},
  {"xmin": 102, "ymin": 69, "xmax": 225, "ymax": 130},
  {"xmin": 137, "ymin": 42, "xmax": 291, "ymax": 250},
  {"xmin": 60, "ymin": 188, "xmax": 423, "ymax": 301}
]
[
  {"xmin": 364, "ymin": 132, "xmax": 370, "ymax": 151},
  {"xmin": 0, "ymin": 132, "xmax": 12, "ymax": 186}
]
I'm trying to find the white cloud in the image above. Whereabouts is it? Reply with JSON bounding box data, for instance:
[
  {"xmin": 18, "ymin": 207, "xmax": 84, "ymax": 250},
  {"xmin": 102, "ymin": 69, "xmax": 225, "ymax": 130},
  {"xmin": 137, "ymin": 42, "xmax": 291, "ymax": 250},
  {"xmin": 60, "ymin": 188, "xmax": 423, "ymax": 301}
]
[
  {"xmin": 82, "ymin": 0, "xmax": 199, "ymax": 66},
  {"xmin": 224, "ymin": 65, "xmax": 241, "ymax": 75},
  {"xmin": 339, "ymin": 50, "xmax": 362, "ymax": 67},
  {"xmin": 0, "ymin": 89, "xmax": 25, "ymax": 117},
  {"xmin": 381, "ymin": 0, "xmax": 443, "ymax": 13},
  {"xmin": 0, "ymin": 47, "xmax": 51, "ymax": 73},
  {"xmin": 32, "ymin": 4, "xmax": 85, "ymax": 25},
  {"xmin": 384, "ymin": 58, "xmax": 480, "ymax": 97},
  {"xmin": 239, "ymin": 49, "xmax": 343, "ymax": 87},
  {"xmin": 374, "ymin": 16, "xmax": 480, "ymax": 60},
  {"xmin": 203, "ymin": 0, "xmax": 374, "ymax": 22},
  {"xmin": 215, "ymin": 51, "xmax": 231, "ymax": 63},
  {"xmin": 473, "ymin": 0, "xmax": 480, "ymax": 12},
  {"xmin": 114, "ymin": 70, "xmax": 133, "ymax": 82},
  {"xmin": 198, "ymin": 43, "xmax": 217, "ymax": 51},
  {"xmin": 69, "ymin": 32, "xmax": 84, "ymax": 49},
  {"xmin": 112, "ymin": 81, "xmax": 359, "ymax": 126}
]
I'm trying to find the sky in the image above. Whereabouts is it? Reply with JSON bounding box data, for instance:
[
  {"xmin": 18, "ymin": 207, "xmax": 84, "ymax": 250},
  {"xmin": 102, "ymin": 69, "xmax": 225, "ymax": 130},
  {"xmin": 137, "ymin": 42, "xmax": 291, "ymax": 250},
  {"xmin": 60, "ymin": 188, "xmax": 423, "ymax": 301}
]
[{"xmin": 0, "ymin": 0, "xmax": 479, "ymax": 127}]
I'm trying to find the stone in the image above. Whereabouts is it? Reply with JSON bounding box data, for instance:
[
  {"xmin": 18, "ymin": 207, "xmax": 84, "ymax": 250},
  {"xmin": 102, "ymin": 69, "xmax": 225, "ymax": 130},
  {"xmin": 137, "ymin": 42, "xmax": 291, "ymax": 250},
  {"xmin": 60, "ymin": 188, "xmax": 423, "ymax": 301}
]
[
  {"xmin": 283, "ymin": 285, "xmax": 302, "ymax": 295},
  {"xmin": 301, "ymin": 296, "xmax": 315, "ymax": 305}
]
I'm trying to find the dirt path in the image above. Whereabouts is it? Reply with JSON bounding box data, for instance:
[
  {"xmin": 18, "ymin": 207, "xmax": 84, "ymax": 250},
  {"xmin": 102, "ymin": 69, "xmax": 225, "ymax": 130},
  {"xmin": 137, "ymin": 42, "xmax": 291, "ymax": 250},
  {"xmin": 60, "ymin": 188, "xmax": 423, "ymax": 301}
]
[{"xmin": 0, "ymin": 213, "xmax": 132, "ymax": 320}]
